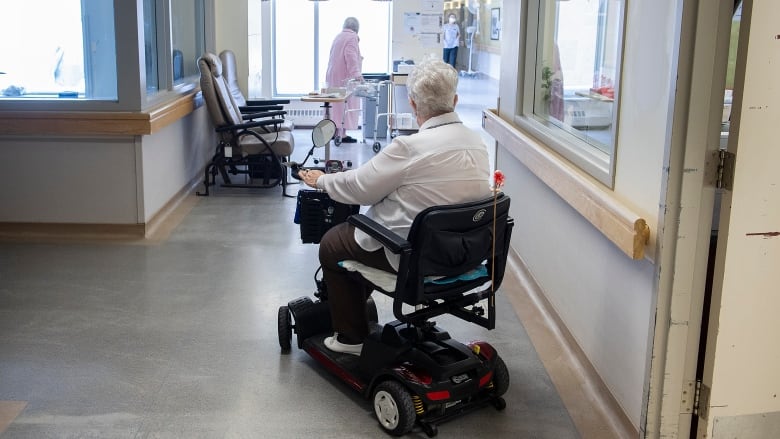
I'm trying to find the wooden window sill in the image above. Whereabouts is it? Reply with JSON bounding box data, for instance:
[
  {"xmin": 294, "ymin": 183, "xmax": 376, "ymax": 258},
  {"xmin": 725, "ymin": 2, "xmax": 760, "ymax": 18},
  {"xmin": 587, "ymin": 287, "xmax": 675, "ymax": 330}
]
[
  {"xmin": 0, "ymin": 90, "xmax": 200, "ymax": 136},
  {"xmin": 483, "ymin": 109, "xmax": 651, "ymax": 261}
]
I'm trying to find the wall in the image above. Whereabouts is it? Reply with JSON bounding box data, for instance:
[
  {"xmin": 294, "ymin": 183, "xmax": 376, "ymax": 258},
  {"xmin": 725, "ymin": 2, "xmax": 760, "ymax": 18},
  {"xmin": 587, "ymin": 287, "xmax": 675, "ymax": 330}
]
[
  {"xmin": 140, "ymin": 107, "xmax": 214, "ymax": 222},
  {"xmin": 0, "ymin": 136, "xmax": 139, "ymax": 224},
  {"xmin": 0, "ymin": 107, "xmax": 212, "ymax": 227},
  {"xmin": 495, "ymin": 0, "xmax": 681, "ymax": 429},
  {"xmin": 215, "ymin": 0, "xmax": 250, "ymax": 97},
  {"xmin": 391, "ymin": 0, "xmax": 444, "ymax": 65},
  {"xmin": 390, "ymin": 0, "xmax": 500, "ymax": 79}
]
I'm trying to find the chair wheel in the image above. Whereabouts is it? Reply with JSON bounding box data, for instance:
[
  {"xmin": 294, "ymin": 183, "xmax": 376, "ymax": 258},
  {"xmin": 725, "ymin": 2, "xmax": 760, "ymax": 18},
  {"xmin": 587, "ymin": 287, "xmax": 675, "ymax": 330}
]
[{"xmin": 373, "ymin": 142, "xmax": 381, "ymax": 153}]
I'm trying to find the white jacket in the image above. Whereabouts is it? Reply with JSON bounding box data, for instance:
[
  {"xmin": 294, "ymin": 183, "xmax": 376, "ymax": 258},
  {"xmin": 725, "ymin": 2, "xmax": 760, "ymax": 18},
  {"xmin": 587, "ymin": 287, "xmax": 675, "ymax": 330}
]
[{"xmin": 317, "ymin": 111, "xmax": 492, "ymax": 270}]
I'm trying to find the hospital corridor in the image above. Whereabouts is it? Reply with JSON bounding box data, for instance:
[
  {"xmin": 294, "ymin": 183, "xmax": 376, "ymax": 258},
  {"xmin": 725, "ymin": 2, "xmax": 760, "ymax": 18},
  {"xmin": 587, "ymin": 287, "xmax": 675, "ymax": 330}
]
[
  {"xmin": 2, "ymin": 1, "xmax": 779, "ymax": 438},
  {"xmin": 0, "ymin": 76, "xmax": 597, "ymax": 438}
]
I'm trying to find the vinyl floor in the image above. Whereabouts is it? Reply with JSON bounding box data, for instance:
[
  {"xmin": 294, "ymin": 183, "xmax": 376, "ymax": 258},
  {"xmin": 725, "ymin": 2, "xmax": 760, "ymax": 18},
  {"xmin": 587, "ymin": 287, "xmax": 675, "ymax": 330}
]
[{"xmin": 0, "ymin": 76, "xmax": 583, "ymax": 438}]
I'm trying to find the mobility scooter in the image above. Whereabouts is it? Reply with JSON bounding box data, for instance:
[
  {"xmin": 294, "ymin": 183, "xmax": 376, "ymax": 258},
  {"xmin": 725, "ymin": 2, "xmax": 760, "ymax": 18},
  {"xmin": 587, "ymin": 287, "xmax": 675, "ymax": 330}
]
[{"xmin": 279, "ymin": 121, "xmax": 514, "ymax": 437}]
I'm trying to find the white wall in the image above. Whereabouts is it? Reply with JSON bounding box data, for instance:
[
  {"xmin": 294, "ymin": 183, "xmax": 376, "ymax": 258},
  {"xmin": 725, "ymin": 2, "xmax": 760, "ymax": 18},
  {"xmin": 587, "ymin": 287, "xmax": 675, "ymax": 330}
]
[
  {"xmin": 215, "ymin": 0, "xmax": 250, "ymax": 96},
  {"xmin": 0, "ymin": 135, "xmax": 140, "ymax": 224},
  {"xmin": 475, "ymin": 51, "xmax": 500, "ymax": 80},
  {"xmin": 496, "ymin": 0, "xmax": 682, "ymax": 429},
  {"xmin": 390, "ymin": 0, "xmax": 443, "ymax": 65},
  {"xmin": 0, "ymin": 107, "xmax": 213, "ymax": 226},
  {"xmin": 613, "ymin": 1, "xmax": 680, "ymax": 221},
  {"xmin": 140, "ymin": 106, "xmax": 214, "ymax": 222}
]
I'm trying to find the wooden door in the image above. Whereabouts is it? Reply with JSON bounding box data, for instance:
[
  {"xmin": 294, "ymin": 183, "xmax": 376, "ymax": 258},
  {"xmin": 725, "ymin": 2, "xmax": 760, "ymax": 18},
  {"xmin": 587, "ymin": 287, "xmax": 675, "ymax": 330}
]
[{"xmin": 697, "ymin": 1, "xmax": 780, "ymax": 437}]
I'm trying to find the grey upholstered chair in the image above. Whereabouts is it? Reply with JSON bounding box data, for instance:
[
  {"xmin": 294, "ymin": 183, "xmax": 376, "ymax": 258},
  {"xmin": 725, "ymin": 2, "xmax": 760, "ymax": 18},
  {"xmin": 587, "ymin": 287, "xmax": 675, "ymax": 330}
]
[
  {"xmin": 197, "ymin": 52, "xmax": 295, "ymax": 197},
  {"xmin": 219, "ymin": 49, "xmax": 294, "ymax": 132}
]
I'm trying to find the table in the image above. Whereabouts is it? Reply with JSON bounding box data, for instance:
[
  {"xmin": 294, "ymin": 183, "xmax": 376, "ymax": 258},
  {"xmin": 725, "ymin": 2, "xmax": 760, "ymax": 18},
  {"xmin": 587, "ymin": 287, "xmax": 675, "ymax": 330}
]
[{"xmin": 301, "ymin": 92, "xmax": 352, "ymax": 161}]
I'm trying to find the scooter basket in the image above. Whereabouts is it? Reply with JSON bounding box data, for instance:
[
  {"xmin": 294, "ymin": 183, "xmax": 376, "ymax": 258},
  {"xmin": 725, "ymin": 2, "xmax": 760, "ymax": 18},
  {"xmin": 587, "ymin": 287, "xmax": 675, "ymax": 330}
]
[{"xmin": 295, "ymin": 190, "xmax": 359, "ymax": 244}]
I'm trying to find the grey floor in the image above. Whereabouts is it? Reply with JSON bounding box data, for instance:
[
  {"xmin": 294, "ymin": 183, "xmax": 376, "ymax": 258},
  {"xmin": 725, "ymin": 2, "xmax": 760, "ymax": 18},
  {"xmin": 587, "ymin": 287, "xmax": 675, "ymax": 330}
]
[{"xmin": 0, "ymin": 76, "xmax": 580, "ymax": 438}]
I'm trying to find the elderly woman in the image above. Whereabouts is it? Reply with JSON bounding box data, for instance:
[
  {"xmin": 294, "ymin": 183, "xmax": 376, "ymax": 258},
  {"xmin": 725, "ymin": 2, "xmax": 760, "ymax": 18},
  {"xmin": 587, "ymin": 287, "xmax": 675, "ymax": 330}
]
[
  {"xmin": 325, "ymin": 17, "xmax": 363, "ymax": 143},
  {"xmin": 300, "ymin": 59, "xmax": 492, "ymax": 355}
]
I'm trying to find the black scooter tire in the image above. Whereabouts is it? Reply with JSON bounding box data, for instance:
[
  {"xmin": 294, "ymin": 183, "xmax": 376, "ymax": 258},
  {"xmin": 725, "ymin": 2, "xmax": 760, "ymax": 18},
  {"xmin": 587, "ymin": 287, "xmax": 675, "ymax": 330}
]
[
  {"xmin": 372, "ymin": 380, "xmax": 416, "ymax": 436},
  {"xmin": 278, "ymin": 305, "xmax": 292, "ymax": 351},
  {"xmin": 491, "ymin": 354, "xmax": 510, "ymax": 397}
]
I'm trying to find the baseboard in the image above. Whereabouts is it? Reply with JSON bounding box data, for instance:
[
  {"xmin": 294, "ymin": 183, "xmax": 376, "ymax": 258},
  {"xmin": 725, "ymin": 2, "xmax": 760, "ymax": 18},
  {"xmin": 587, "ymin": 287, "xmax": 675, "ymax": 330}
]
[
  {"xmin": 504, "ymin": 249, "xmax": 640, "ymax": 439},
  {"xmin": 0, "ymin": 222, "xmax": 145, "ymax": 242},
  {"xmin": 143, "ymin": 174, "xmax": 202, "ymax": 242},
  {"xmin": 0, "ymin": 401, "xmax": 27, "ymax": 435}
]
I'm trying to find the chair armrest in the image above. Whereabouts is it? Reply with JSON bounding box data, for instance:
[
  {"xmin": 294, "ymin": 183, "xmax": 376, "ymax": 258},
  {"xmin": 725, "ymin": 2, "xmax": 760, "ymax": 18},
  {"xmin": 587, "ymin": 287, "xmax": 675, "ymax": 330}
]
[
  {"xmin": 241, "ymin": 110, "xmax": 287, "ymax": 121},
  {"xmin": 246, "ymin": 98, "xmax": 291, "ymax": 106},
  {"xmin": 240, "ymin": 105, "xmax": 284, "ymax": 113},
  {"xmin": 348, "ymin": 214, "xmax": 410, "ymax": 254},
  {"xmin": 215, "ymin": 118, "xmax": 286, "ymax": 133}
]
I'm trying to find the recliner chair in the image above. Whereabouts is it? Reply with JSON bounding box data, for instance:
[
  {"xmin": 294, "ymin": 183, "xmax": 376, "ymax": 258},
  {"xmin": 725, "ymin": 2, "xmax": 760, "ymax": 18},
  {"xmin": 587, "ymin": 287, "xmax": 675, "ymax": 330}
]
[
  {"xmin": 197, "ymin": 52, "xmax": 295, "ymax": 197},
  {"xmin": 219, "ymin": 49, "xmax": 295, "ymax": 133}
]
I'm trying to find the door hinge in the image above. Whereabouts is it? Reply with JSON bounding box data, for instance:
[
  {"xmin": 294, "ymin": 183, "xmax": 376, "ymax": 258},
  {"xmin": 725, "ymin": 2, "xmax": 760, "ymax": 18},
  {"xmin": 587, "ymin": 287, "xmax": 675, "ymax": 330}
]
[
  {"xmin": 681, "ymin": 380, "xmax": 710, "ymax": 419},
  {"xmin": 706, "ymin": 150, "xmax": 736, "ymax": 190}
]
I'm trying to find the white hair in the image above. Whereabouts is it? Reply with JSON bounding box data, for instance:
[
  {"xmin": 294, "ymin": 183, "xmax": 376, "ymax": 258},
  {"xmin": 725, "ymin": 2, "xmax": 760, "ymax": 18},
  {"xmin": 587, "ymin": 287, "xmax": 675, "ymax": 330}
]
[
  {"xmin": 406, "ymin": 59, "xmax": 459, "ymax": 120},
  {"xmin": 343, "ymin": 17, "xmax": 359, "ymax": 33}
]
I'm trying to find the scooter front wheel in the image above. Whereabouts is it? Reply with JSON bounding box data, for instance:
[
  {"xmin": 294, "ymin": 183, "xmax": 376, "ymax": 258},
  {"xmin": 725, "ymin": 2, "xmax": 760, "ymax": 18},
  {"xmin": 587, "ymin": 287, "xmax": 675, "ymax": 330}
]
[{"xmin": 278, "ymin": 305, "xmax": 293, "ymax": 351}]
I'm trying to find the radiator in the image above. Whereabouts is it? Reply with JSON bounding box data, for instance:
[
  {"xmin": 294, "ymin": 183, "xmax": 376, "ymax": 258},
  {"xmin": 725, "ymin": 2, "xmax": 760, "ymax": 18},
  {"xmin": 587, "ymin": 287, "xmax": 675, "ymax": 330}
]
[{"xmin": 282, "ymin": 100, "xmax": 326, "ymax": 127}]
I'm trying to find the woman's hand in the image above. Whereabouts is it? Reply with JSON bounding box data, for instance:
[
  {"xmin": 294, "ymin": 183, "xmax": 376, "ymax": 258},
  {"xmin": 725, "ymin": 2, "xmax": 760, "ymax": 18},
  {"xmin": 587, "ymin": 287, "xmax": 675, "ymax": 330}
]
[{"xmin": 300, "ymin": 169, "xmax": 325, "ymax": 188}]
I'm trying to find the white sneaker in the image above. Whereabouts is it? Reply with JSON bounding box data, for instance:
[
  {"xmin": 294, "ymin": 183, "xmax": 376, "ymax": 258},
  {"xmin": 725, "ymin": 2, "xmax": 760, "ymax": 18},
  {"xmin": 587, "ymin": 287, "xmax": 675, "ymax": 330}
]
[{"xmin": 324, "ymin": 333, "xmax": 363, "ymax": 356}]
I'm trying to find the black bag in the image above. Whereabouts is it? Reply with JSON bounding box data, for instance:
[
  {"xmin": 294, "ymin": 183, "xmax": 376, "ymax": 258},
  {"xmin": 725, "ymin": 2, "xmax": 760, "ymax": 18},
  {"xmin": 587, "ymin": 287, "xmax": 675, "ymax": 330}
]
[
  {"xmin": 295, "ymin": 190, "xmax": 359, "ymax": 244},
  {"xmin": 247, "ymin": 154, "xmax": 283, "ymax": 180}
]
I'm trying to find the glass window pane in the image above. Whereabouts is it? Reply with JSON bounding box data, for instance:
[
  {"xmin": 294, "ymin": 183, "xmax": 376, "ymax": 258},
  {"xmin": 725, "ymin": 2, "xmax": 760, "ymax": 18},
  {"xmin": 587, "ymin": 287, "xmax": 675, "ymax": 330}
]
[
  {"xmin": 273, "ymin": 0, "xmax": 390, "ymax": 96},
  {"xmin": 318, "ymin": 1, "xmax": 391, "ymax": 76},
  {"xmin": 274, "ymin": 0, "xmax": 316, "ymax": 95},
  {"xmin": 143, "ymin": 0, "xmax": 159, "ymax": 94},
  {"xmin": 170, "ymin": 0, "xmax": 206, "ymax": 84},
  {"xmin": 532, "ymin": 0, "xmax": 621, "ymax": 155},
  {"xmin": 0, "ymin": 0, "xmax": 117, "ymax": 100}
]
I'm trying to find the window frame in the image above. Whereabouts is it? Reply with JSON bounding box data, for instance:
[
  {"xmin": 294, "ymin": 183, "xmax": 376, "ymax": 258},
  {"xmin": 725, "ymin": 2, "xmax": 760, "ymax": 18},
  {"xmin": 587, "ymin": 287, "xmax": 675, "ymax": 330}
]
[
  {"xmin": 0, "ymin": 0, "xmax": 210, "ymax": 112},
  {"xmin": 515, "ymin": 0, "xmax": 627, "ymax": 188}
]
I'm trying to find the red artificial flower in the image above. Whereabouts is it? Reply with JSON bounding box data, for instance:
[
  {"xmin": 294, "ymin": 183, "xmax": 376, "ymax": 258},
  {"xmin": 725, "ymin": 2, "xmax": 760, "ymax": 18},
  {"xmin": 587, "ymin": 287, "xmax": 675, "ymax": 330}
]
[{"xmin": 493, "ymin": 169, "xmax": 505, "ymax": 189}]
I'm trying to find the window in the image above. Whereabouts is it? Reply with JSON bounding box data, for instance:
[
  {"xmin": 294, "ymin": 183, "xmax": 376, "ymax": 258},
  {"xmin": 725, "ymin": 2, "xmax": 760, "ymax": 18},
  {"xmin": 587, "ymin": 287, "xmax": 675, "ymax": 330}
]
[
  {"xmin": 170, "ymin": 0, "xmax": 206, "ymax": 84},
  {"xmin": 144, "ymin": 0, "xmax": 160, "ymax": 94},
  {"xmin": 145, "ymin": 0, "xmax": 206, "ymax": 98},
  {"xmin": 519, "ymin": 0, "xmax": 625, "ymax": 186},
  {"xmin": 0, "ymin": 0, "xmax": 206, "ymax": 105},
  {"xmin": 0, "ymin": 0, "xmax": 117, "ymax": 100},
  {"xmin": 272, "ymin": 0, "xmax": 391, "ymax": 96}
]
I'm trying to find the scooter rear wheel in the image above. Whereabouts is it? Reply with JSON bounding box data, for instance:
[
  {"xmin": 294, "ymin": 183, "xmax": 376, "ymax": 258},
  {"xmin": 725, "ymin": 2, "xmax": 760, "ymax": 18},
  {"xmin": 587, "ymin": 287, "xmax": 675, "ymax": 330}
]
[
  {"xmin": 491, "ymin": 354, "xmax": 510, "ymax": 397},
  {"xmin": 372, "ymin": 380, "xmax": 416, "ymax": 436}
]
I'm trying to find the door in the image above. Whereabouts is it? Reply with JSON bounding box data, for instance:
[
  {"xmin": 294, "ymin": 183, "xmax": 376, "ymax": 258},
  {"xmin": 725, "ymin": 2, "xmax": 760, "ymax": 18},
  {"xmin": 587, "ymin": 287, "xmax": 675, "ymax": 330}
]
[{"xmin": 696, "ymin": 1, "xmax": 780, "ymax": 437}]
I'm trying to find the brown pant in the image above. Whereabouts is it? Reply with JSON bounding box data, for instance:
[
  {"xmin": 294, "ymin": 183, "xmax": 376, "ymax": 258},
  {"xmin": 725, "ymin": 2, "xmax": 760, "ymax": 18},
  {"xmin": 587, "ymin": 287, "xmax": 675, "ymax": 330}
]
[{"xmin": 318, "ymin": 222, "xmax": 395, "ymax": 342}]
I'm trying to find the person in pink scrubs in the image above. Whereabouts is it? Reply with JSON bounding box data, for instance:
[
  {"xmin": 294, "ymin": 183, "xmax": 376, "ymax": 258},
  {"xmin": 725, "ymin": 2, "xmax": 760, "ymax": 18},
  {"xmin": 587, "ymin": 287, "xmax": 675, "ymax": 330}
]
[{"xmin": 325, "ymin": 17, "xmax": 364, "ymax": 143}]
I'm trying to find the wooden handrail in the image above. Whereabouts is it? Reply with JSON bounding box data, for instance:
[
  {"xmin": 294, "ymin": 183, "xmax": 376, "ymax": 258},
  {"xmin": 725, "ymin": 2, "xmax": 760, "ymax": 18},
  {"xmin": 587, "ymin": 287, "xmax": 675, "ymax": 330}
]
[{"xmin": 483, "ymin": 109, "xmax": 651, "ymax": 260}]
